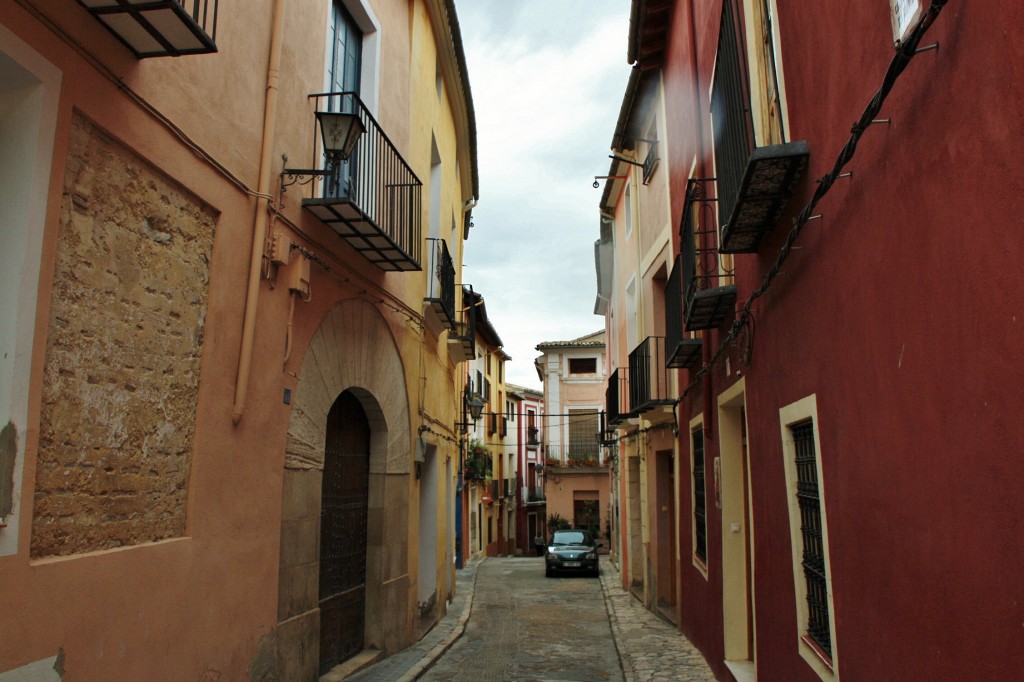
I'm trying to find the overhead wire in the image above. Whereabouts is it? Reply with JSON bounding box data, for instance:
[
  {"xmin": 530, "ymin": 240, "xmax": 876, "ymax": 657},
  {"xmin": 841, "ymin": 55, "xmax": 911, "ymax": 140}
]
[{"xmin": 678, "ymin": 0, "xmax": 949, "ymax": 403}]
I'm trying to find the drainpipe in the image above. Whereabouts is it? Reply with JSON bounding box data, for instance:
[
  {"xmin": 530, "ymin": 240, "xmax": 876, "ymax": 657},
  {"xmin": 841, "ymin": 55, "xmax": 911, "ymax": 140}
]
[{"xmin": 232, "ymin": 0, "xmax": 287, "ymax": 425}]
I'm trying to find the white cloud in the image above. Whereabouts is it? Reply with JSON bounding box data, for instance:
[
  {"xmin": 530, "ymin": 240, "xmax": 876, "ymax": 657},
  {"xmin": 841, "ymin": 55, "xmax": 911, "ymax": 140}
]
[{"xmin": 456, "ymin": 1, "xmax": 630, "ymax": 388}]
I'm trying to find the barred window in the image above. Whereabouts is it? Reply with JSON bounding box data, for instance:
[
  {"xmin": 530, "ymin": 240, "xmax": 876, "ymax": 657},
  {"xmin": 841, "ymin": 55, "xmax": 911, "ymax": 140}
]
[
  {"xmin": 792, "ymin": 419, "xmax": 831, "ymax": 658},
  {"xmin": 693, "ymin": 426, "xmax": 707, "ymax": 563}
]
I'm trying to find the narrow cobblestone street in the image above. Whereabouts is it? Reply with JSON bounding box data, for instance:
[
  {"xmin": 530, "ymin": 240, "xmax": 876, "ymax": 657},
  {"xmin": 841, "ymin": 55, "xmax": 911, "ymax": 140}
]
[
  {"xmin": 421, "ymin": 557, "xmax": 621, "ymax": 681},
  {"xmin": 349, "ymin": 556, "xmax": 717, "ymax": 681}
]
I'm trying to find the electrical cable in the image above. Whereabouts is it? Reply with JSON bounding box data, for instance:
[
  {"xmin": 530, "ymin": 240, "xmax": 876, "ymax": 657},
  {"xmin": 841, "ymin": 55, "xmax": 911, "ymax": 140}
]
[{"xmin": 678, "ymin": 0, "xmax": 949, "ymax": 403}]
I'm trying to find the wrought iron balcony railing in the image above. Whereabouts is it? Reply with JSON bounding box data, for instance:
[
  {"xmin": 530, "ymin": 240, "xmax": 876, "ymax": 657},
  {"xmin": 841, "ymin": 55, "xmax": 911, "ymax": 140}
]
[
  {"xmin": 544, "ymin": 445, "xmax": 603, "ymax": 468},
  {"xmin": 711, "ymin": 1, "xmax": 808, "ymax": 253},
  {"xmin": 680, "ymin": 178, "xmax": 737, "ymax": 331},
  {"xmin": 447, "ymin": 286, "xmax": 476, "ymax": 362},
  {"xmin": 627, "ymin": 336, "xmax": 676, "ymax": 415},
  {"xmin": 78, "ymin": 0, "xmax": 218, "ymax": 58},
  {"xmin": 527, "ymin": 427, "xmax": 540, "ymax": 448},
  {"xmin": 665, "ymin": 258, "xmax": 703, "ymax": 368},
  {"xmin": 642, "ymin": 141, "xmax": 659, "ymax": 185},
  {"xmin": 295, "ymin": 92, "xmax": 422, "ymax": 272},
  {"xmin": 605, "ymin": 367, "xmax": 630, "ymax": 426},
  {"xmin": 424, "ymin": 238, "xmax": 456, "ymax": 333},
  {"xmin": 527, "ymin": 485, "xmax": 544, "ymax": 503}
]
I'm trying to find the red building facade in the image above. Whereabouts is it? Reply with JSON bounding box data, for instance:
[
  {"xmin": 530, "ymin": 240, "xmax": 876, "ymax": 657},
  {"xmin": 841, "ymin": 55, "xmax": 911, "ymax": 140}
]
[{"xmin": 602, "ymin": 1, "xmax": 1024, "ymax": 680}]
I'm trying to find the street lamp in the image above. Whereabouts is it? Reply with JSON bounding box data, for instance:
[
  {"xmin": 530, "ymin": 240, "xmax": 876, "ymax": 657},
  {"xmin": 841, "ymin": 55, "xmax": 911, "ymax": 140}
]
[
  {"xmin": 457, "ymin": 394, "xmax": 485, "ymax": 432},
  {"xmin": 281, "ymin": 104, "xmax": 366, "ymax": 196},
  {"xmin": 315, "ymin": 111, "xmax": 365, "ymax": 162}
]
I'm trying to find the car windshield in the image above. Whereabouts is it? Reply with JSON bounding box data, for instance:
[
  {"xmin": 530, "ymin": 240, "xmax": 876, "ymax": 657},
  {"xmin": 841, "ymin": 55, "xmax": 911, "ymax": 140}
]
[{"xmin": 551, "ymin": 531, "xmax": 592, "ymax": 546}]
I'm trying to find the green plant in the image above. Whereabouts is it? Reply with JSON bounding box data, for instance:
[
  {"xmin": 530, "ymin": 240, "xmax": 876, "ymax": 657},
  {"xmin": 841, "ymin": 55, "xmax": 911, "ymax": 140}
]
[
  {"xmin": 464, "ymin": 439, "xmax": 493, "ymax": 480},
  {"xmin": 547, "ymin": 513, "xmax": 571, "ymax": 531}
]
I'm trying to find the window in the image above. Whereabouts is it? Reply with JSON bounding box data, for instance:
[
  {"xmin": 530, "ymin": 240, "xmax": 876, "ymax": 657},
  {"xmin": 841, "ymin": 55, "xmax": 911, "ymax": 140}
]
[
  {"xmin": 792, "ymin": 419, "xmax": 831, "ymax": 658},
  {"xmin": 567, "ymin": 409, "xmax": 599, "ymax": 462},
  {"xmin": 692, "ymin": 425, "xmax": 708, "ymax": 565},
  {"xmin": 569, "ymin": 358, "xmax": 597, "ymax": 375},
  {"xmin": 780, "ymin": 395, "xmax": 837, "ymax": 678},
  {"xmin": 748, "ymin": 0, "xmax": 787, "ymax": 145},
  {"xmin": 642, "ymin": 116, "xmax": 659, "ymax": 184},
  {"xmin": 329, "ymin": 1, "xmax": 362, "ymax": 96}
]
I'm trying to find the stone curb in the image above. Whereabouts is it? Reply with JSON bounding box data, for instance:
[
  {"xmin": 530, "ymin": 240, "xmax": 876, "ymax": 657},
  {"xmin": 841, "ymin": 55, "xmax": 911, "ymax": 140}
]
[
  {"xmin": 598, "ymin": 557, "xmax": 636, "ymax": 682},
  {"xmin": 397, "ymin": 557, "xmax": 484, "ymax": 682}
]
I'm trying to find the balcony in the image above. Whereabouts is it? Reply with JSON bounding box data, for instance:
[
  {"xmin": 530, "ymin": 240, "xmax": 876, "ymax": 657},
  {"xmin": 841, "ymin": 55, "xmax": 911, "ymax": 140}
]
[
  {"xmin": 642, "ymin": 141, "xmax": 659, "ymax": 185},
  {"xmin": 680, "ymin": 178, "xmax": 737, "ymax": 331},
  {"xmin": 544, "ymin": 445, "xmax": 603, "ymax": 469},
  {"xmin": 295, "ymin": 92, "xmax": 422, "ymax": 272},
  {"xmin": 719, "ymin": 141, "xmax": 810, "ymax": 253},
  {"xmin": 605, "ymin": 368, "xmax": 630, "ymax": 426},
  {"xmin": 527, "ymin": 426, "xmax": 540, "ymax": 449},
  {"xmin": 423, "ymin": 238, "xmax": 456, "ymax": 335},
  {"xmin": 78, "ymin": 0, "xmax": 218, "ymax": 58},
  {"xmin": 503, "ymin": 478, "xmax": 514, "ymax": 498},
  {"xmin": 710, "ymin": 1, "xmax": 808, "ymax": 253},
  {"xmin": 665, "ymin": 260, "xmax": 703, "ymax": 368},
  {"xmin": 464, "ymin": 448, "xmax": 491, "ymax": 481},
  {"xmin": 627, "ymin": 336, "xmax": 675, "ymax": 424},
  {"xmin": 447, "ymin": 287, "xmax": 476, "ymax": 363},
  {"xmin": 526, "ymin": 485, "xmax": 545, "ymax": 503}
]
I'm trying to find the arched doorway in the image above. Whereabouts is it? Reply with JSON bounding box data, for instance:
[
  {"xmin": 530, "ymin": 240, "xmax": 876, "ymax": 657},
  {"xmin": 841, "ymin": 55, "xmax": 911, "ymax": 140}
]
[
  {"xmin": 319, "ymin": 390, "xmax": 371, "ymax": 674},
  {"xmin": 272, "ymin": 299, "xmax": 412, "ymax": 680}
]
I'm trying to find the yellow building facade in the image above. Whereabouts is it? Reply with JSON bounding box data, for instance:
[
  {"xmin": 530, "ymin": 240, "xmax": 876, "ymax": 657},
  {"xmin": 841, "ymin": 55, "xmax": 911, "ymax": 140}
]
[{"xmin": 0, "ymin": 0, "xmax": 476, "ymax": 678}]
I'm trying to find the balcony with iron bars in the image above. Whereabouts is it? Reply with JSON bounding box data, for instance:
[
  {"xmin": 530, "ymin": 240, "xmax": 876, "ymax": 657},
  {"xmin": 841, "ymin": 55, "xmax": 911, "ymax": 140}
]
[
  {"xmin": 77, "ymin": 0, "xmax": 218, "ymax": 58},
  {"xmin": 527, "ymin": 426, "xmax": 540, "ymax": 449},
  {"xmin": 447, "ymin": 287, "xmax": 476, "ymax": 363},
  {"xmin": 544, "ymin": 445, "xmax": 604, "ymax": 470},
  {"xmin": 605, "ymin": 367, "xmax": 630, "ymax": 426},
  {"xmin": 711, "ymin": 1, "xmax": 808, "ymax": 253},
  {"xmin": 423, "ymin": 238, "xmax": 455, "ymax": 336},
  {"xmin": 665, "ymin": 257, "xmax": 703, "ymax": 369},
  {"xmin": 628, "ymin": 336, "xmax": 676, "ymax": 425},
  {"xmin": 526, "ymin": 484, "xmax": 545, "ymax": 503},
  {"xmin": 286, "ymin": 92, "xmax": 422, "ymax": 272},
  {"xmin": 680, "ymin": 178, "xmax": 737, "ymax": 331},
  {"xmin": 642, "ymin": 140, "xmax": 659, "ymax": 185}
]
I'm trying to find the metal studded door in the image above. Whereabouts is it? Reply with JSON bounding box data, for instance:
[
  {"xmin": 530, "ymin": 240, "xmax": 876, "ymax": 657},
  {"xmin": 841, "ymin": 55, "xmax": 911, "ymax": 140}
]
[{"xmin": 319, "ymin": 391, "xmax": 371, "ymax": 675}]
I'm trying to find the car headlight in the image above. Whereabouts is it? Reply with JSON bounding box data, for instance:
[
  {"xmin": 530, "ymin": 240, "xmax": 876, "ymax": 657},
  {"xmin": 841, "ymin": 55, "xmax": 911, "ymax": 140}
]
[
  {"xmin": 586, "ymin": 552, "xmax": 597, "ymax": 560},
  {"xmin": 548, "ymin": 547, "xmax": 556, "ymax": 554}
]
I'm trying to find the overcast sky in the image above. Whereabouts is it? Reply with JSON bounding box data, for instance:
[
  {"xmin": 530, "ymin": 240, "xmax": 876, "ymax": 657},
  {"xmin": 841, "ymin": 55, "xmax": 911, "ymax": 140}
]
[{"xmin": 454, "ymin": 1, "xmax": 633, "ymax": 390}]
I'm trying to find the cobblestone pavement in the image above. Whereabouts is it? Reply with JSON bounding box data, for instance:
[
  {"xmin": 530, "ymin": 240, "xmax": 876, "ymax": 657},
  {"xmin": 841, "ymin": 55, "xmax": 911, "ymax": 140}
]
[
  {"xmin": 345, "ymin": 558, "xmax": 482, "ymax": 682},
  {"xmin": 420, "ymin": 557, "xmax": 622, "ymax": 681},
  {"xmin": 347, "ymin": 556, "xmax": 717, "ymax": 681},
  {"xmin": 598, "ymin": 560, "xmax": 717, "ymax": 682}
]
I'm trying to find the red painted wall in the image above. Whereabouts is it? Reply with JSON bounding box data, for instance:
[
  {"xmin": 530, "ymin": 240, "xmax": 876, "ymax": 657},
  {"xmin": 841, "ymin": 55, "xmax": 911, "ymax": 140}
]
[{"xmin": 665, "ymin": 0, "xmax": 1024, "ymax": 679}]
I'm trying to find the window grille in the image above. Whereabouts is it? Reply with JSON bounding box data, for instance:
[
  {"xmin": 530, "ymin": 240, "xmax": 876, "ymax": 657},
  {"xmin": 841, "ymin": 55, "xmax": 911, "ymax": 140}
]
[
  {"xmin": 693, "ymin": 427, "xmax": 707, "ymax": 563},
  {"xmin": 792, "ymin": 419, "xmax": 832, "ymax": 657}
]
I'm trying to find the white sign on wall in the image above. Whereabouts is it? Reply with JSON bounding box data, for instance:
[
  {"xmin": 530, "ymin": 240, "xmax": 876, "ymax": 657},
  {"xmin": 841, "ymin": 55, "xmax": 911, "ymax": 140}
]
[{"xmin": 891, "ymin": 0, "xmax": 923, "ymax": 41}]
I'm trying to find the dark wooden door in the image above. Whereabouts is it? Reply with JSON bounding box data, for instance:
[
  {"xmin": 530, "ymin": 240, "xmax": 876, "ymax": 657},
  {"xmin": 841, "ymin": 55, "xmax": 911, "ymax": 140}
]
[{"xmin": 319, "ymin": 391, "xmax": 370, "ymax": 675}]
